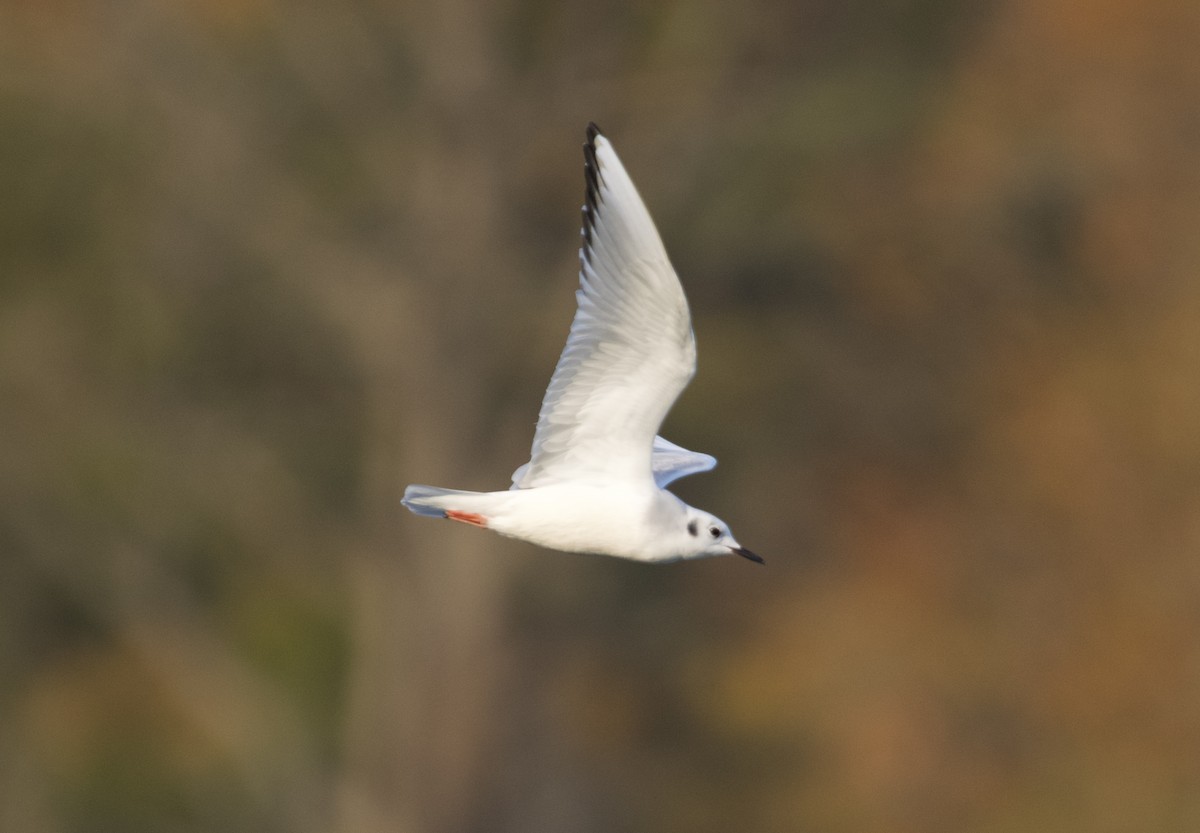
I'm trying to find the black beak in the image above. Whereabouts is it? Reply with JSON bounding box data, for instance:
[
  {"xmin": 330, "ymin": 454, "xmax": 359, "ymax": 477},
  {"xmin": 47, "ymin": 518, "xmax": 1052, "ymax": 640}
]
[{"xmin": 731, "ymin": 546, "xmax": 765, "ymax": 565}]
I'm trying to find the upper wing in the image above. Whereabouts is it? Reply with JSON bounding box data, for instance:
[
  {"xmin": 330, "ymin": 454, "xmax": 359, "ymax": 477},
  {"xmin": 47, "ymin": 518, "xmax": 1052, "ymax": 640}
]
[
  {"xmin": 512, "ymin": 124, "xmax": 695, "ymax": 489},
  {"xmin": 512, "ymin": 435, "xmax": 716, "ymax": 490}
]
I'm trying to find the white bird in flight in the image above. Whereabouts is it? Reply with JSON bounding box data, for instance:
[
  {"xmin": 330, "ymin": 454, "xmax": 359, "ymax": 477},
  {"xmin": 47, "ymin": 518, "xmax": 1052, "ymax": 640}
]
[{"xmin": 403, "ymin": 124, "xmax": 761, "ymax": 564}]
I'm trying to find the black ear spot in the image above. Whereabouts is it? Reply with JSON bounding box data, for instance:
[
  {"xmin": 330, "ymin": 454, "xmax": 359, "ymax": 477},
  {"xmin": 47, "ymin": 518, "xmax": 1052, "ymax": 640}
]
[{"xmin": 687, "ymin": 520, "xmax": 699, "ymax": 536}]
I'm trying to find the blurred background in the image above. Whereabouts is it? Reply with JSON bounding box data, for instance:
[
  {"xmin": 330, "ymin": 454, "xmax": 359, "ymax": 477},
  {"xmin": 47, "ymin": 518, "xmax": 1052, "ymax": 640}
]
[{"xmin": 2, "ymin": 1, "xmax": 1199, "ymax": 831}]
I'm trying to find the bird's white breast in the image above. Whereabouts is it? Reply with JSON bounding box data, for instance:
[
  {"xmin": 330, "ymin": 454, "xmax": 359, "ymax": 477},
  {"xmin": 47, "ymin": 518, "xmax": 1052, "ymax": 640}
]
[{"xmin": 486, "ymin": 482, "xmax": 686, "ymax": 561}]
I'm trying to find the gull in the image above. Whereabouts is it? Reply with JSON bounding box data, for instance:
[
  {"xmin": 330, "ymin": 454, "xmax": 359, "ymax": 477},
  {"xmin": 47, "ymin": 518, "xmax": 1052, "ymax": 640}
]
[{"xmin": 403, "ymin": 124, "xmax": 761, "ymax": 564}]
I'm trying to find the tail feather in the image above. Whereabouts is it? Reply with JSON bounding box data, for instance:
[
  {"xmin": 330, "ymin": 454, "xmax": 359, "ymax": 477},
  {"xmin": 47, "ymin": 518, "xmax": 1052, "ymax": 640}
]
[{"xmin": 402, "ymin": 484, "xmax": 485, "ymax": 518}]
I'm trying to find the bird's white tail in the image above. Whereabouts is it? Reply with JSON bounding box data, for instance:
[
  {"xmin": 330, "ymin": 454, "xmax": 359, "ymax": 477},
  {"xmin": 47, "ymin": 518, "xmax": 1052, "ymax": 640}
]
[{"xmin": 402, "ymin": 484, "xmax": 485, "ymax": 518}]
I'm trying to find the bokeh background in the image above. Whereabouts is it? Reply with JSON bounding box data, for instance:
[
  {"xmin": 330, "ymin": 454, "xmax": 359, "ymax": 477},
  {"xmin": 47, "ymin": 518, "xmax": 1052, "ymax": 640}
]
[{"xmin": 3, "ymin": 1, "xmax": 1199, "ymax": 831}]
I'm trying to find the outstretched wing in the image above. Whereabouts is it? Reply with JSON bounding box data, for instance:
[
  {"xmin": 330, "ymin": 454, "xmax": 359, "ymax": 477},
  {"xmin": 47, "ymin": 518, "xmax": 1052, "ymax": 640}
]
[
  {"xmin": 512, "ymin": 434, "xmax": 716, "ymax": 490},
  {"xmin": 512, "ymin": 124, "xmax": 695, "ymax": 489}
]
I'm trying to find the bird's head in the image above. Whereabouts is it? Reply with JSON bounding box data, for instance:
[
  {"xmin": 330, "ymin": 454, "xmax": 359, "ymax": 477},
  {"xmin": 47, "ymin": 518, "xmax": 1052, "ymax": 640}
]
[{"xmin": 681, "ymin": 508, "xmax": 763, "ymax": 564}]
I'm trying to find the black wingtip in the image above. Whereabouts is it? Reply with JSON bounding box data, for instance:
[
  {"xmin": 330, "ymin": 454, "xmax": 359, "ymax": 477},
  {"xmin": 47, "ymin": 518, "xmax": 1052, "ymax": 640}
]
[{"xmin": 580, "ymin": 123, "xmax": 605, "ymax": 262}]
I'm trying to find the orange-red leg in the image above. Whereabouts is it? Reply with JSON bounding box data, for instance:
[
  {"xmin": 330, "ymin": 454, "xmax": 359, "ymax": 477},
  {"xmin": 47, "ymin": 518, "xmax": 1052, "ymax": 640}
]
[{"xmin": 444, "ymin": 510, "xmax": 488, "ymax": 528}]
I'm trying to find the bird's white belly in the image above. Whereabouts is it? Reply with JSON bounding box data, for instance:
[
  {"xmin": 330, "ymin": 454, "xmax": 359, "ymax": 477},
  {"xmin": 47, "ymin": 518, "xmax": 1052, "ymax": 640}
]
[{"xmin": 487, "ymin": 483, "xmax": 678, "ymax": 561}]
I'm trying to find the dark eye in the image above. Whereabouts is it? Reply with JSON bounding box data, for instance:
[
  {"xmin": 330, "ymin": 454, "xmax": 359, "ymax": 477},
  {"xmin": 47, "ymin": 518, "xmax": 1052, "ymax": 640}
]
[
  {"xmin": 687, "ymin": 520, "xmax": 698, "ymax": 536},
  {"xmin": 708, "ymin": 526, "xmax": 721, "ymax": 539}
]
